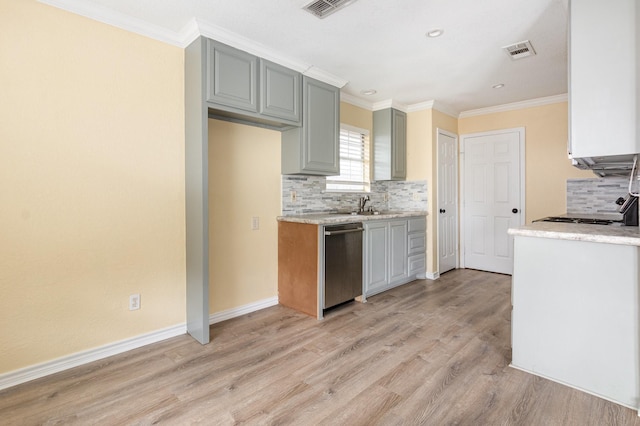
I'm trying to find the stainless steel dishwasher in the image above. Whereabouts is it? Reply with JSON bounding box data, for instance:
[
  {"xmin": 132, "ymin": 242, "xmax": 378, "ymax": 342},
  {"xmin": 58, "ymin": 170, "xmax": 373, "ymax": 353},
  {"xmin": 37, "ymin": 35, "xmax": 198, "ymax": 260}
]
[{"xmin": 323, "ymin": 222, "xmax": 363, "ymax": 309}]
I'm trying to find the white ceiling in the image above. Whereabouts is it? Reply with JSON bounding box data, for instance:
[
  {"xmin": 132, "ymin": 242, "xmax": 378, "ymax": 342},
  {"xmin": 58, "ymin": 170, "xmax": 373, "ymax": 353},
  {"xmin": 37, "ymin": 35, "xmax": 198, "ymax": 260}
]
[{"xmin": 41, "ymin": 0, "xmax": 570, "ymax": 114}]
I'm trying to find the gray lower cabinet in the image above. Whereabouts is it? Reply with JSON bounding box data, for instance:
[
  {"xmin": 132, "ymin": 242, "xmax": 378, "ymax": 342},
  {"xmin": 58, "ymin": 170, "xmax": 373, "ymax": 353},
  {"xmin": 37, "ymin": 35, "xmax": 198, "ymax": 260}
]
[
  {"xmin": 281, "ymin": 76, "xmax": 340, "ymax": 175},
  {"xmin": 364, "ymin": 221, "xmax": 389, "ymax": 295},
  {"xmin": 364, "ymin": 216, "xmax": 425, "ymax": 297},
  {"xmin": 407, "ymin": 217, "xmax": 426, "ymax": 276},
  {"xmin": 373, "ymin": 108, "xmax": 407, "ymax": 181},
  {"xmin": 389, "ymin": 220, "xmax": 408, "ymax": 285},
  {"xmin": 206, "ymin": 40, "xmax": 258, "ymax": 113}
]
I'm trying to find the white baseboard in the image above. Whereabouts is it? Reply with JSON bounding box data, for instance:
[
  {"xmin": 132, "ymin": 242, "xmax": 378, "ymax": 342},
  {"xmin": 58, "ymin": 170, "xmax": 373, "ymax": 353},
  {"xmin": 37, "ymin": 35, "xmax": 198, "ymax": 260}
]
[
  {"xmin": 425, "ymin": 271, "xmax": 440, "ymax": 280},
  {"xmin": 209, "ymin": 297, "xmax": 279, "ymax": 324},
  {"xmin": 0, "ymin": 323, "xmax": 186, "ymax": 391},
  {"xmin": 0, "ymin": 297, "xmax": 280, "ymax": 392}
]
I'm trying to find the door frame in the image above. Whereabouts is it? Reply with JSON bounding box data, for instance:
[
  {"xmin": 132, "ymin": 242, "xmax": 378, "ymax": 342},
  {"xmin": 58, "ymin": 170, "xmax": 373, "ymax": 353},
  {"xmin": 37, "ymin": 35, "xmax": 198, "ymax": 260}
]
[
  {"xmin": 459, "ymin": 127, "xmax": 526, "ymax": 269},
  {"xmin": 436, "ymin": 128, "xmax": 459, "ymax": 276}
]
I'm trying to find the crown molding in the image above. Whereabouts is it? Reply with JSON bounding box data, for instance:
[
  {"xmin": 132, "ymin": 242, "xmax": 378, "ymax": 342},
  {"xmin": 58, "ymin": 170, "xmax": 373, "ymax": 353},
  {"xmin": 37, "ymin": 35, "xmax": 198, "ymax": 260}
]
[
  {"xmin": 179, "ymin": 18, "xmax": 201, "ymax": 47},
  {"xmin": 459, "ymin": 93, "xmax": 568, "ymax": 118},
  {"xmin": 40, "ymin": 1, "xmax": 566, "ymax": 114},
  {"xmin": 38, "ymin": 0, "xmax": 347, "ymax": 88},
  {"xmin": 302, "ymin": 67, "xmax": 349, "ymax": 89},
  {"xmin": 406, "ymin": 100, "xmax": 435, "ymax": 112},
  {"xmin": 372, "ymin": 100, "xmax": 408, "ymax": 112},
  {"xmin": 340, "ymin": 96, "xmax": 460, "ymax": 118},
  {"xmin": 198, "ymin": 18, "xmax": 348, "ymax": 87},
  {"xmin": 38, "ymin": 0, "xmax": 186, "ymax": 46},
  {"xmin": 340, "ymin": 93, "xmax": 374, "ymax": 110},
  {"xmin": 195, "ymin": 19, "xmax": 306, "ymax": 73},
  {"xmin": 406, "ymin": 99, "xmax": 461, "ymax": 117}
]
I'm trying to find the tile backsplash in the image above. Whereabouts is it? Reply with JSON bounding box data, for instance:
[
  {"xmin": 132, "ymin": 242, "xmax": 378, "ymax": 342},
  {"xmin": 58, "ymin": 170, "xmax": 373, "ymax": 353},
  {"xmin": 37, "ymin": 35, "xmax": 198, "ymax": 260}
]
[
  {"xmin": 566, "ymin": 177, "xmax": 629, "ymax": 215},
  {"xmin": 281, "ymin": 176, "xmax": 427, "ymax": 215}
]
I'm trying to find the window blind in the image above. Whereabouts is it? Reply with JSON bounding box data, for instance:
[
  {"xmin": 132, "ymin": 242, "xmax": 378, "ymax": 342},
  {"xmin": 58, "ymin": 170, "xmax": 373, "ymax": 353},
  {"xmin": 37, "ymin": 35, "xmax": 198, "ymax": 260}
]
[{"xmin": 326, "ymin": 125, "xmax": 370, "ymax": 192}]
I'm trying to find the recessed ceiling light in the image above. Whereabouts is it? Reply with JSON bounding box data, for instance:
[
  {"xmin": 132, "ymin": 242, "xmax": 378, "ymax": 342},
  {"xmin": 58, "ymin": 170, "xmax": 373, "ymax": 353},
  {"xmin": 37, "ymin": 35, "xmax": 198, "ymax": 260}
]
[
  {"xmin": 360, "ymin": 89, "xmax": 377, "ymax": 95},
  {"xmin": 426, "ymin": 29, "xmax": 444, "ymax": 38},
  {"xmin": 492, "ymin": 83, "xmax": 505, "ymax": 89}
]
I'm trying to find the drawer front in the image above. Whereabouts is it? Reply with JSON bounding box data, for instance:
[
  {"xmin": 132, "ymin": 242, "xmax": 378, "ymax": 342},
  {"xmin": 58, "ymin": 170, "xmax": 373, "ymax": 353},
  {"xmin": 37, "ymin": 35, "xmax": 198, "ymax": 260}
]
[
  {"xmin": 408, "ymin": 217, "xmax": 426, "ymax": 233},
  {"xmin": 408, "ymin": 253, "xmax": 425, "ymax": 276},
  {"xmin": 408, "ymin": 232, "xmax": 426, "ymax": 255}
]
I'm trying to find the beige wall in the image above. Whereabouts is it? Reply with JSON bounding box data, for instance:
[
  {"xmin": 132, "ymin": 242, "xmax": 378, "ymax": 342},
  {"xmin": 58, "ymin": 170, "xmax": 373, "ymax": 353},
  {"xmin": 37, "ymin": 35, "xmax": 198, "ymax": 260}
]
[
  {"xmin": 458, "ymin": 102, "xmax": 593, "ymax": 223},
  {"xmin": 0, "ymin": 1, "xmax": 593, "ymax": 377},
  {"xmin": 405, "ymin": 104, "xmax": 587, "ymax": 275},
  {"xmin": 205, "ymin": 101, "xmax": 370, "ymax": 315},
  {"xmin": 406, "ymin": 109, "xmax": 433, "ymax": 271},
  {"xmin": 208, "ymin": 120, "xmax": 280, "ymax": 313},
  {"xmin": 0, "ymin": 1, "xmax": 185, "ymax": 373},
  {"xmin": 340, "ymin": 102, "xmax": 373, "ymax": 131},
  {"xmin": 405, "ymin": 108, "xmax": 459, "ymax": 274}
]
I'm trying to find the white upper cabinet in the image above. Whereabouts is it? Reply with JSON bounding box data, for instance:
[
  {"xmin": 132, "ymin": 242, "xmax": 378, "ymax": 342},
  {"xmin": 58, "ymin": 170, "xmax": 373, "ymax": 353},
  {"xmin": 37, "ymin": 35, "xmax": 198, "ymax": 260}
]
[{"xmin": 569, "ymin": 0, "xmax": 639, "ymax": 158}]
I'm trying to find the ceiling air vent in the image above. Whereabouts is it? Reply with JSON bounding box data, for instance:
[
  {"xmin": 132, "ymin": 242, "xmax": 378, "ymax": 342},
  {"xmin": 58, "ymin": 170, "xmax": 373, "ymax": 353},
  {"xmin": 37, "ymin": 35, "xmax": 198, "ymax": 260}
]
[
  {"xmin": 503, "ymin": 40, "xmax": 536, "ymax": 60},
  {"xmin": 303, "ymin": 0, "xmax": 357, "ymax": 19}
]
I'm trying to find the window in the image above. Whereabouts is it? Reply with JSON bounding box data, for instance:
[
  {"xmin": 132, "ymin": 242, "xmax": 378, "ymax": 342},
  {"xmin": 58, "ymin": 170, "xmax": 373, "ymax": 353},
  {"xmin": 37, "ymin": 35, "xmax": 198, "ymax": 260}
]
[{"xmin": 326, "ymin": 124, "xmax": 370, "ymax": 192}]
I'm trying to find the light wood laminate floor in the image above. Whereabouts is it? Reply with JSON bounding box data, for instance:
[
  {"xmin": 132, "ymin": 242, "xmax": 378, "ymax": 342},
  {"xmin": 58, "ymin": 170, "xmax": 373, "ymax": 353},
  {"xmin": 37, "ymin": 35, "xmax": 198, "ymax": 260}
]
[{"xmin": 2, "ymin": 269, "xmax": 639, "ymax": 425}]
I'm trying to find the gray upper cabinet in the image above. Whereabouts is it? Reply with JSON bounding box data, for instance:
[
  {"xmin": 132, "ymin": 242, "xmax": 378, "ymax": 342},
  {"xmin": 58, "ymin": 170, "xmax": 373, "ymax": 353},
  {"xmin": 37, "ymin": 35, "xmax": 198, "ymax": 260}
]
[
  {"xmin": 281, "ymin": 76, "xmax": 340, "ymax": 176},
  {"xmin": 373, "ymin": 108, "xmax": 407, "ymax": 181},
  {"xmin": 259, "ymin": 59, "xmax": 301, "ymax": 125},
  {"xmin": 205, "ymin": 39, "xmax": 302, "ymax": 128},
  {"xmin": 206, "ymin": 40, "xmax": 258, "ymax": 113}
]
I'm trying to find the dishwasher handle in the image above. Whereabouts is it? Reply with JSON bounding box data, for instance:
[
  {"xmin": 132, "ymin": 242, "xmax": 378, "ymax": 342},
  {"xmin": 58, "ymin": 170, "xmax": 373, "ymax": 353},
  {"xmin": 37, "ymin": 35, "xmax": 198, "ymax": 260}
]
[{"xmin": 324, "ymin": 227, "xmax": 364, "ymax": 236}]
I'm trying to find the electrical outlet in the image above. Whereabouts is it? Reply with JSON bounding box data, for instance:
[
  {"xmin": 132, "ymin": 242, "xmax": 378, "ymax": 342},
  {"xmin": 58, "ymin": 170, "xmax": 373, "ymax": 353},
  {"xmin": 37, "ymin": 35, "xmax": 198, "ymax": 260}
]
[
  {"xmin": 129, "ymin": 294, "xmax": 140, "ymax": 311},
  {"xmin": 383, "ymin": 193, "xmax": 389, "ymax": 202},
  {"xmin": 290, "ymin": 191, "xmax": 297, "ymax": 202},
  {"xmin": 412, "ymin": 192, "xmax": 420, "ymax": 201},
  {"xmin": 251, "ymin": 216, "xmax": 259, "ymax": 230}
]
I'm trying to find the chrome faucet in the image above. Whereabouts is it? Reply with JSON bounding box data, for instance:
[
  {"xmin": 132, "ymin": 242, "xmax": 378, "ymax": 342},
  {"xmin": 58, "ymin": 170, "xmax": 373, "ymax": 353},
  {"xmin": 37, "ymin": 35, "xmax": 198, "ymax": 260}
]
[{"xmin": 358, "ymin": 195, "xmax": 370, "ymax": 213}]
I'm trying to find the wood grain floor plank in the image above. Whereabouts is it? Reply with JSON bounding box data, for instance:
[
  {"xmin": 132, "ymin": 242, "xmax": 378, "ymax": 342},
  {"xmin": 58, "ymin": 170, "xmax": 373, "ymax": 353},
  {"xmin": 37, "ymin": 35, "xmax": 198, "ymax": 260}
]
[{"xmin": 2, "ymin": 269, "xmax": 639, "ymax": 425}]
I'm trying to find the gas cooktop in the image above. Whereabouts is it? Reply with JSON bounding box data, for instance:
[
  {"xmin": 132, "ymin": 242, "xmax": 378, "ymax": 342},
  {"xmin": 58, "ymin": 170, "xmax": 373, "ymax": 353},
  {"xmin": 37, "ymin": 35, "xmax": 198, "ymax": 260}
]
[{"xmin": 534, "ymin": 216, "xmax": 620, "ymax": 225}]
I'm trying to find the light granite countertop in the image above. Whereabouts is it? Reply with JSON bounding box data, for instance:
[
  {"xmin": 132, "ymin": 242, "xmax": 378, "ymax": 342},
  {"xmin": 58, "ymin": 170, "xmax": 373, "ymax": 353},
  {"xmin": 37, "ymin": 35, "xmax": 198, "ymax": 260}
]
[
  {"xmin": 508, "ymin": 221, "xmax": 640, "ymax": 246},
  {"xmin": 277, "ymin": 211, "xmax": 427, "ymax": 225}
]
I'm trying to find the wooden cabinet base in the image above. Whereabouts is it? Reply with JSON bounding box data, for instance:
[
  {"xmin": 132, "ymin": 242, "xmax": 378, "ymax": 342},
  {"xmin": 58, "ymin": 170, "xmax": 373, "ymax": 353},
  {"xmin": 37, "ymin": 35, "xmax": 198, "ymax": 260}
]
[{"xmin": 278, "ymin": 222, "xmax": 318, "ymax": 318}]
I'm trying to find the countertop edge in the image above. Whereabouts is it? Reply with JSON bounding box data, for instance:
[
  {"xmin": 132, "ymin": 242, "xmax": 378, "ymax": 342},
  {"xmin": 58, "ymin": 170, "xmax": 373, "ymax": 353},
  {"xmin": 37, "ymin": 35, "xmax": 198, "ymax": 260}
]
[
  {"xmin": 277, "ymin": 211, "xmax": 427, "ymax": 225},
  {"xmin": 508, "ymin": 224, "xmax": 640, "ymax": 247}
]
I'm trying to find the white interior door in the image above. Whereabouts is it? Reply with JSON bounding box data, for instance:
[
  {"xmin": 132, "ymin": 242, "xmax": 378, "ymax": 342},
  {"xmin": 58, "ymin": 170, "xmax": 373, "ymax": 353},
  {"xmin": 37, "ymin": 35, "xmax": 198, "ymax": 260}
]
[
  {"xmin": 437, "ymin": 129, "xmax": 458, "ymax": 274},
  {"xmin": 462, "ymin": 129, "xmax": 524, "ymax": 275}
]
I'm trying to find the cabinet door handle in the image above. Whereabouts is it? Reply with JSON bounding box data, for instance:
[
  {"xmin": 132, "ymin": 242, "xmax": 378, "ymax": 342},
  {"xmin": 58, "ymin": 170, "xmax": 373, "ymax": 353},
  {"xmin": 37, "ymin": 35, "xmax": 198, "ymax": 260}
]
[
  {"xmin": 439, "ymin": 209, "xmax": 446, "ymax": 213},
  {"xmin": 512, "ymin": 208, "xmax": 519, "ymax": 214}
]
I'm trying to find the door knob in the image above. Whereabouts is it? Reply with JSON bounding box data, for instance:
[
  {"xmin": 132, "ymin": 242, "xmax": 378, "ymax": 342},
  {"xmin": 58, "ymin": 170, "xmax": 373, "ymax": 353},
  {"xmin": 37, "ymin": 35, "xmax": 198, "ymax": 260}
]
[
  {"xmin": 512, "ymin": 208, "xmax": 519, "ymax": 214},
  {"xmin": 439, "ymin": 209, "xmax": 446, "ymax": 213}
]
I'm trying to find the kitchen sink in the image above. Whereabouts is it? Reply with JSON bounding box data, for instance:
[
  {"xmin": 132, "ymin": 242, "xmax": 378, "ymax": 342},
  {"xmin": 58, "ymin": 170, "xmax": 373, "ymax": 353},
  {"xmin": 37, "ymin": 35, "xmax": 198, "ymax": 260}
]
[{"xmin": 332, "ymin": 211, "xmax": 384, "ymax": 216}]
